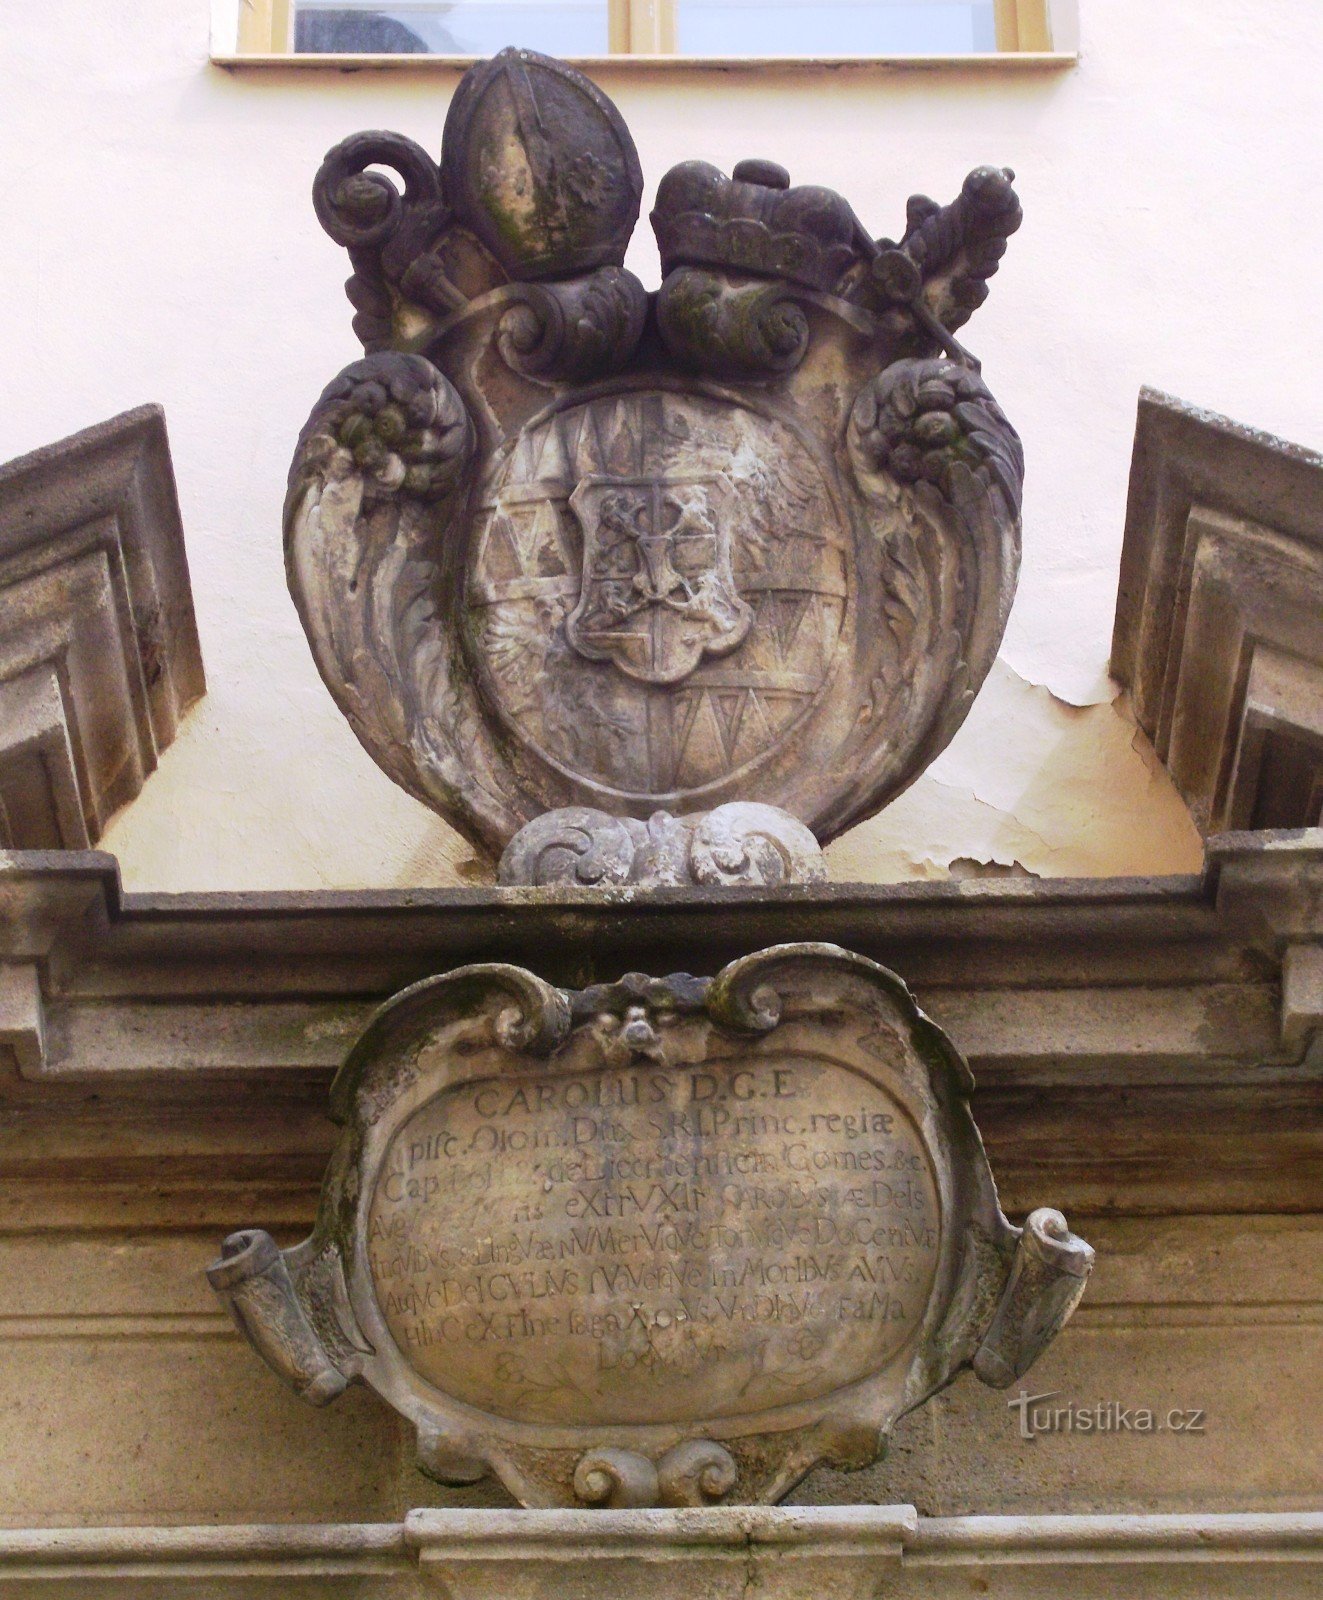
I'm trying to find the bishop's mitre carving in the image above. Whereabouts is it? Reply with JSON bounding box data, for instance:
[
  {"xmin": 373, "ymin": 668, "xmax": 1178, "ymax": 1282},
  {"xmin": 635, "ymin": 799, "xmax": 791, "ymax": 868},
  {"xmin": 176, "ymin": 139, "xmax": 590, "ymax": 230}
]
[{"xmin": 285, "ymin": 48, "xmax": 1024, "ymax": 876}]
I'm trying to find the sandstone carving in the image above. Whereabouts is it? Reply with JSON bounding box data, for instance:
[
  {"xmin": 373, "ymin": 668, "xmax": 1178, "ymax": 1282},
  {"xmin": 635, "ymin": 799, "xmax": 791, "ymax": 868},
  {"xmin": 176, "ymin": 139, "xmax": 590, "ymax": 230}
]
[
  {"xmin": 209, "ymin": 944, "xmax": 1092, "ymax": 1508},
  {"xmin": 497, "ymin": 802, "xmax": 826, "ymax": 887},
  {"xmin": 285, "ymin": 48, "xmax": 1023, "ymax": 856}
]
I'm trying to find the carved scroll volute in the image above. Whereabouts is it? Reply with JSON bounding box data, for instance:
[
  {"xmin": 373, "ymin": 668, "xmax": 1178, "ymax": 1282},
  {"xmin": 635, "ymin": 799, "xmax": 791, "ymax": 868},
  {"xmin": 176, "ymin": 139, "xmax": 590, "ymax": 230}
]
[
  {"xmin": 974, "ymin": 1209, "xmax": 1096, "ymax": 1388},
  {"xmin": 208, "ymin": 1230, "xmax": 350, "ymax": 1406},
  {"xmin": 495, "ymin": 270, "xmax": 649, "ymax": 383},
  {"xmin": 572, "ymin": 1441, "xmax": 738, "ymax": 1509},
  {"xmin": 651, "ymin": 158, "xmax": 852, "ymax": 381},
  {"xmin": 497, "ymin": 803, "xmax": 826, "ymax": 888},
  {"xmin": 329, "ymin": 961, "xmax": 573, "ymax": 1126}
]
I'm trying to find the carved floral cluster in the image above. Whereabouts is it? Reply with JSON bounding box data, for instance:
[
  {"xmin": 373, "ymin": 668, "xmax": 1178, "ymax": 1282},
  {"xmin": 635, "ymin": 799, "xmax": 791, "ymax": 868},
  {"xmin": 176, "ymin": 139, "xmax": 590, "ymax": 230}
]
[
  {"xmin": 851, "ymin": 357, "xmax": 1024, "ymax": 513},
  {"xmin": 301, "ymin": 354, "xmax": 472, "ymax": 504}
]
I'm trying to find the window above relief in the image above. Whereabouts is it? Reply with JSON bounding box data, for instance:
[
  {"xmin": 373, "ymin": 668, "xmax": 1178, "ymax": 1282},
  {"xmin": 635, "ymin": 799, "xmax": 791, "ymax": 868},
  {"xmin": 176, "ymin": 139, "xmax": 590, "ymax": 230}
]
[{"xmin": 212, "ymin": 0, "xmax": 1079, "ymax": 66}]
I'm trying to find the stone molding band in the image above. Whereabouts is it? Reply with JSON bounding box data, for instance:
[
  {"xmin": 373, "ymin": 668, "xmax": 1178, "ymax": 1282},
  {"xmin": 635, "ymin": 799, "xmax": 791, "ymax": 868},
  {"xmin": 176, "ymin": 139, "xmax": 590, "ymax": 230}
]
[{"xmin": 0, "ymin": 1509, "xmax": 1316, "ymax": 1598}]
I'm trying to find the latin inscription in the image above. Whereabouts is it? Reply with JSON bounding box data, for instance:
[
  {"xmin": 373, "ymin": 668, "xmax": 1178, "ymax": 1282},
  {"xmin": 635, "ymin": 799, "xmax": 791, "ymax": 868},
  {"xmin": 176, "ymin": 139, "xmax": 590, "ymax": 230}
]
[{"xmin": 367, "ymin": 1057, "xmax": 940, "ymax": 1425}]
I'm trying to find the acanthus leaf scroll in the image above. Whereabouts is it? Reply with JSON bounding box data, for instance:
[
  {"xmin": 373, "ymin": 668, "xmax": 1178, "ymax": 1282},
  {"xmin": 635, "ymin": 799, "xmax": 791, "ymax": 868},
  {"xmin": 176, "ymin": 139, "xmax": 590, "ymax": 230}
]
[{"xmin": 286, "ymin": 47, "xmax": 1024, "ymax": 856}]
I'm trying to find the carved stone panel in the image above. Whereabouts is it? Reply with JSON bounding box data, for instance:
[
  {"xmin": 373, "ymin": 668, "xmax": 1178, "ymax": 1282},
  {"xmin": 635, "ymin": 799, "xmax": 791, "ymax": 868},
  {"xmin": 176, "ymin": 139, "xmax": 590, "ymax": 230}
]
[
  {"xmin": 210, "ymin": 945, "xmax": 1092, "ymax": 1508},
  {"xmin": 285, "ymin": 48, "xmax": 1023, "ymax": 856}
]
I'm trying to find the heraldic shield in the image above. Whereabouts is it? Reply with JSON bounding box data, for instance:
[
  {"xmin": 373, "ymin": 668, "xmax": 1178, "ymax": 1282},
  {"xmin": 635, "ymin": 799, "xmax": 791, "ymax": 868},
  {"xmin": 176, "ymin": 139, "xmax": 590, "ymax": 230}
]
[
  {"xmin": 285, "ymin": 47, "xmax": 1024, "ymax": 858},
  {"xmin": 566, "ymin": 471, "xmax": 750, "ymax": 688}
]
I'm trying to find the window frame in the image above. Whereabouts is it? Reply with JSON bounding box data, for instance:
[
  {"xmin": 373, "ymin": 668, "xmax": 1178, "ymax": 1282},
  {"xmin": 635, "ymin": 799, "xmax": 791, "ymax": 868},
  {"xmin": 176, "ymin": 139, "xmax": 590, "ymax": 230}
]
[{"xmin": 221, "ymin": 0, "xmax": 1075, "ymax": 66}]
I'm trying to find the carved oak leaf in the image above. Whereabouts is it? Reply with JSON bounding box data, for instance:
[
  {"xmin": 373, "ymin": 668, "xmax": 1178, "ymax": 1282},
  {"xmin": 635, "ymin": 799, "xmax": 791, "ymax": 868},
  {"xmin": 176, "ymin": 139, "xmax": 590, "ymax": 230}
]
[{"xmin": 284, "ymin": 352, "xmax": 518, "ymax": 843}]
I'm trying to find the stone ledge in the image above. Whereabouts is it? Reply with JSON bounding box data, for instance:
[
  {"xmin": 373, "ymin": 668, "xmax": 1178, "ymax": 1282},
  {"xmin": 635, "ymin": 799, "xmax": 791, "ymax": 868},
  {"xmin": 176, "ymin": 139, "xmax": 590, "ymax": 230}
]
[
  {"xmin": 0, "ymin": 408, "xmax": 205, "ymax": 849},
  {"xmin": 0, "ymin": 840, "xmax": 1321, "ymax": 1215},
  {"xmin": 0, "ymin": 1509, "xmax": 1317, "ymax": 1597}
]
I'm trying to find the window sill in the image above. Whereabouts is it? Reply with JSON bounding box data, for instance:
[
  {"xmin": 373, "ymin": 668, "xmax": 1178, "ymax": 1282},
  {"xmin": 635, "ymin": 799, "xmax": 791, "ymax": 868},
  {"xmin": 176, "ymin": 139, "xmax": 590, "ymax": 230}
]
[{"xmin": 210, "ymin": 50, "xmax": 1078, "ymax": 73}]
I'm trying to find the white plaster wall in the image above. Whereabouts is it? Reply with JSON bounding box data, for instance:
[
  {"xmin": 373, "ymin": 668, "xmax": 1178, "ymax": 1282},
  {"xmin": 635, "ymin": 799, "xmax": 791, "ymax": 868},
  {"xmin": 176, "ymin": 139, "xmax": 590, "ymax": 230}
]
[{"xmin": 3, "ymin": 1, "xmax": 1318, "ymax": 890}]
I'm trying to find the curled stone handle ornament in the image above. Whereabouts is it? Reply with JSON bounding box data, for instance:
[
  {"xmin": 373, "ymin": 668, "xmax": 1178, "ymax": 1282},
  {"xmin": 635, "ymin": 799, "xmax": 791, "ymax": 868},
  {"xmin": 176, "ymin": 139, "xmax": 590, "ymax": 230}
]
[
  {"xmin": 496, "ymin": 268, "xmax": 649, "ymax": 383},
  {"xmin": 497, "ymin": 808, "xmax": 637, "ymax": 888},
  {"xmin": 689, "ymin": 803, "xmax": 825, "ymax": 887},
  {"xmin": 656, "ymin": 267, "xmax": 811, "ymax": 379},
  {"xmin": 312, "ymin": 131, "xmax": 443, "ymax": 252},
  {"xmin": 573, "ymin": 1448, "xmax": 660, "ymax": 1508},
  {"xmin": 207, "ymin": 1229, "xmax": 348, "ymax": 1406},
  {"xmin": 656, "ymin": 1439, "xmax": 739, "ymax": 1506},
  {"xmin": 310, "ymin": 131, "xmax": 449, "ymax": 349},
  {"xmin": 973, "ymin": 1208, "xmax": 1096, "ymax": 1389},
  {"xmin": 572, "ymin": 1441, "xmax": 738, "ymax": 1508}
]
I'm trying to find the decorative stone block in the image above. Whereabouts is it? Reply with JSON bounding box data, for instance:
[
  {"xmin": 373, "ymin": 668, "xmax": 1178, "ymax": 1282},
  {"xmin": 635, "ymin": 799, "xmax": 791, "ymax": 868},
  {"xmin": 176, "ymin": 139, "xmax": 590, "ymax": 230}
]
[
  {"xmin": 497, "ymin": 803, "xmax": 826, "ymax": 887},
  {"xmin": 0, "ymin": 406, "xmax": 205, "ymax": 847},
  {"xmin": 1112, "ymin": 388, "xmax": 1323, "ymax": 833},
  {"xmin": 406, "ymin": 1506, "xmax": 914, "ymax": 1600},
  {"xmin": 0, "ymin": 1509, "xmax": 1318, "ymax": 1598}
]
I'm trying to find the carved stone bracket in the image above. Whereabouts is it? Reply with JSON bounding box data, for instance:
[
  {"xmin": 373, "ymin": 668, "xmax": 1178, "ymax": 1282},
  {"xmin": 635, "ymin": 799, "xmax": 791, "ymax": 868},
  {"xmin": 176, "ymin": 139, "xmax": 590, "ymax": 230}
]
[
  {"xmin": 209, "ymin": 943, "xmax": 1091, "ymax": 1508},
  {"xmin": 497, "ymin": 804, "xmax": 826, "ymax": 887},
  {"xmin": 0, "ymin": 407, "xmax": 205, "ymax": 848},
  {"xmin": 1112, "ymin": 388, "xmax": 1323, "ymax": 834}
]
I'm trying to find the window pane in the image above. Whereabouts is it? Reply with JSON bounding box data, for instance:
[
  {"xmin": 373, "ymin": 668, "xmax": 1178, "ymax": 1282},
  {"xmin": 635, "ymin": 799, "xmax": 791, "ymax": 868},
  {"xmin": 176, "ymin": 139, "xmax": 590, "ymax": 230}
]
[
  {"xmin": 293, "ymin": 2, "xmax": 611, "ymax": 57},
  {"xmin": 676, "ymin": 0, "xmax": 997, "ymax": 56}
]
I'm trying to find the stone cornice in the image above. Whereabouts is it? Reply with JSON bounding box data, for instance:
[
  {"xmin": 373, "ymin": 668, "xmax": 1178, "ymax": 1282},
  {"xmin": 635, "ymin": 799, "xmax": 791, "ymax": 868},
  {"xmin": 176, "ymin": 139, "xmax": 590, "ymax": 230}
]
[
  {"xmin": 1111, "ymin": 388, "xmax": 1323, "ymax": 833},
  {"xmin": 0, "ymin": 1507, "xmax": 1316, "ymax": 1598},
  {"xmin": 1, "ymin": 840, "xmax": 1320, "ymax": 1216},
  {"xmin": 0, "ymin": 407, "xmax": 205, "ymax": 848}
]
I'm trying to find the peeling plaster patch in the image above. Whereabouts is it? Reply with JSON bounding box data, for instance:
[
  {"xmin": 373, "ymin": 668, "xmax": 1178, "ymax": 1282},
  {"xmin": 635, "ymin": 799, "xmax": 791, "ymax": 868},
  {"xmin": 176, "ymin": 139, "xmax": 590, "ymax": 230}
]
[
  {"xmin": 946, "ymin": 857, "xmax": 1039, "ymax": 879},
  {"xmin": 1003, "ymin": 643, "xmax": 1120, "ymax": 709},
  {"xmin": 105, "ymin": 647, "xmax": 1204, "ymax": 891},
  {"xmin": 107, "ymin": 650, "xmax": 1205, "ymax": 891},
  {"xmin": 825, "ymin": 658, "xmax": 1203, "ymax": 884},
  {"xmin": 999, "ymin": 559, "xmax": 1125, "ymax": 708}
]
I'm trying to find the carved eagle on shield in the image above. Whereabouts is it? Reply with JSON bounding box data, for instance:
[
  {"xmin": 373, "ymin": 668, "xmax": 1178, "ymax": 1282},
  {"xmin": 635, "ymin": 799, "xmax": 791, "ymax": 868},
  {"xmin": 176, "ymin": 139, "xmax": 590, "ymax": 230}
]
[{"xmin": 285, "ymin": 48, "xmax": 1023, "ymax": 861}]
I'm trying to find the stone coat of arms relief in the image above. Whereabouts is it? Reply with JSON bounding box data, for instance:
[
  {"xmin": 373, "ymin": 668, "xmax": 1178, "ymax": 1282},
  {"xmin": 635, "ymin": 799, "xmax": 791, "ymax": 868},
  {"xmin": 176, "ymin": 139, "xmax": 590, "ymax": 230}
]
[{"xmin": 285, "ymin": 48, "xmax": 1024, "ymax": 883}]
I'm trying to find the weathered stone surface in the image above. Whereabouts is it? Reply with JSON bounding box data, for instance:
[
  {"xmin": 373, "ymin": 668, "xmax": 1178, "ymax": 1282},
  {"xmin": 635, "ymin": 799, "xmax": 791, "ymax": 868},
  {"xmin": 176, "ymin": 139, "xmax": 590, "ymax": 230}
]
[
  {"xmin": 286, "ymin": 48, "xmax": 1022, "ymax": 856},
  {"xmin": 0, "ymin": 408, "xmax": 205, "ymax": 848},
  {"xmin": 1112, "ymin": 388, "xmax": 1323, "ymax": 832},
  {"xmin": 1, "ymin": 1209, "xmax": 1317, "ymax": 1531},
  {"xmin": 408, "ymin": 1507, "xmax": 1323, "ymax": 1600},
  {"xmin": 210, "ymin": 944, "xmax": 1091, "ymax": 1507}
]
